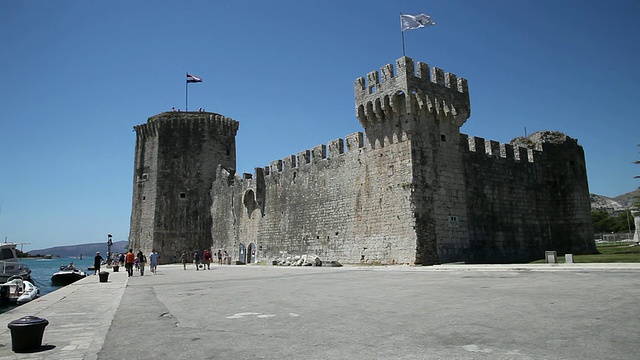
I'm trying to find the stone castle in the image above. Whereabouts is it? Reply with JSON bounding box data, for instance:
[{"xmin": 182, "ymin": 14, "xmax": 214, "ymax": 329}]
[{"xmin": 128, "ymin": 56, "xmax": 596, "ymax": 265}]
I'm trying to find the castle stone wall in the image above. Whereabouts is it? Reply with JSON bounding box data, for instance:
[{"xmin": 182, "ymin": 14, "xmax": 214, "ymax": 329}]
[
  {"xmin": 211, "ymin": 131, "xmax": 418, "ymax": 264},
  {"xmin": 462, "ymin": 134, "xmax": 596, "ymax": 263},
  {"xmin": 129, "ymin": 121, "xmax": 160, "ymax": 256}
]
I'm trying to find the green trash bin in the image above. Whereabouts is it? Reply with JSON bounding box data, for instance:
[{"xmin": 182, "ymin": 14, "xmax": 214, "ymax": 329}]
[{"xmin": 7, "ymin": 316, "xmax": 49, "ymax": 352}]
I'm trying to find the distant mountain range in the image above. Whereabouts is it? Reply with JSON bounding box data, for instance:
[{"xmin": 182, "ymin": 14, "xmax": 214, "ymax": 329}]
[
  {"xmin": 591, "ymin": 189, "xmax": 639, "ymax": 214},
  {"xmin": 28, "ymin": 241, "xmax": 129, "ymax": 257}
]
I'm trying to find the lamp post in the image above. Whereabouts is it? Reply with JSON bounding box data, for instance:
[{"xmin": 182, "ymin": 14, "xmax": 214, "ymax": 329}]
[
  {"xmin": 626, "ymin": 209, "xmax": 632, "ymax": 241},
  {"xmin": 107, "ymin": 234, "xmax": 113, "ymax": 265}
]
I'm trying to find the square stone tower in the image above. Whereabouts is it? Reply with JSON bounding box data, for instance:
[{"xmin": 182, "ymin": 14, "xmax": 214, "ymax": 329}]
[
  {"xmin": 129, "ymin": 112, "xmax": 238, "ymax": 263},
  {"xmin": 355, "ymin": 57, "xmax": 472, "ymax": 264}
]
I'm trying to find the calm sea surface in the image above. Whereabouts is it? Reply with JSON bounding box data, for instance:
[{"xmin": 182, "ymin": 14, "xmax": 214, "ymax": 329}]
[{"xmin": 0, "ymin": 257, "xmax": 95, "ymax": 314}]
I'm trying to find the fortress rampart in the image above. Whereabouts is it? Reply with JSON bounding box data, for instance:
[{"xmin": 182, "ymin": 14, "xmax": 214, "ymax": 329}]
[
  {"xmin": 209, "ymin": 128, "xmax": 593, "ymax": 264},
  {"xmin": 130, "ymin": 56, "xmax": 596, "ymax": 265}
]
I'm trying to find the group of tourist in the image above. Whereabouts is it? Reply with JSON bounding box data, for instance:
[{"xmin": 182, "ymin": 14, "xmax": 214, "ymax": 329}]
[
  {"xmin": 170, "ymin": 107, "xmax": 206, "ymax": 112},
  {"xmin": 180, "ymin": 249, "xmax": 229, "ymax": 270},
  {"xmin": 114, "ymin": 249, "xmax": 159, "ymax": 277},
  {"xmin": 98, "ymin": 248, "xmax": 232, "ymax": 275}
]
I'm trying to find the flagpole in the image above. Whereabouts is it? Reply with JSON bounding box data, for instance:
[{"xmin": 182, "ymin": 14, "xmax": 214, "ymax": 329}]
[
  {"xmin": 185, "ymin": 72, "xmax": 188, "ymax": 112},
  {"xmin": 400, "ymin": 12, "xmax": 406, "ymax": 57}
]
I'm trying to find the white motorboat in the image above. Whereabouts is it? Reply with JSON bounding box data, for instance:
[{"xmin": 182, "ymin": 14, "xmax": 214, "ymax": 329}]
[
  {"xmin": 51, "ymin": 264, "xmax": 86, "ymax": 285},
  {"xmin": 0, "ymin": 243, "xmax": 31, "ymax": 283},
  {"xmin": 0, "ymin": 275, "xmax": 39, "ymax": 304}
]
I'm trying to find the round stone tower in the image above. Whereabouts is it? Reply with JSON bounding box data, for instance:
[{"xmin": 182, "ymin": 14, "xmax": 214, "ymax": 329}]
[{"xmin": 128, "ymin": 111, "xmax": 239, "ymax": 263}]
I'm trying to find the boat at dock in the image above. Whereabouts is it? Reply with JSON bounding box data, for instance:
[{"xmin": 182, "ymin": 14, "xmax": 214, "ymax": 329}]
[
  {"xmin": 0, "ymin": 243, "xmax": 32, "ymax": 283},
  {"xmin": 51, "ymin": 263, "xmax": 86, "ymax": 285},
  {"xmin": 0, "ymin": 275, "xmax": 39, "ymax": 304}
]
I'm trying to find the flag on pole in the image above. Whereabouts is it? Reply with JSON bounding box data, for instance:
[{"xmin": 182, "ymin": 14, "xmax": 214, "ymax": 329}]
[
  {"xmin": 400, "ymin": 13, "xmax": 436, "ymax": 31},
  {"xmin": 186, "ymin": 73, "xmax": 203, "ymax": 83}
]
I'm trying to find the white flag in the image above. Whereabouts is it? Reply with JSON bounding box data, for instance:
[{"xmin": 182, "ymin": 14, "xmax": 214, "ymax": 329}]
[{"xmin": 401, "ymin": 13, "xmax": 436, "ymax": 31}]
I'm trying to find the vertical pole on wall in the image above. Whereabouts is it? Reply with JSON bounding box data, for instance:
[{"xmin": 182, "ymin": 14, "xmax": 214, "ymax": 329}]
[
  {"xmin": 185, "ymin": 73, "xmax": 188, "ymax": 112},
  {"xmin": 400, "ymin": 12, "xmax": 406, "ymax": 57},
  {"xmin": 402, "ymin": 30, "xmax": 406, "ymax": 57},
  {"xmin": 626, "ymin": 208, "xmax": 632, "ymax": 240}
]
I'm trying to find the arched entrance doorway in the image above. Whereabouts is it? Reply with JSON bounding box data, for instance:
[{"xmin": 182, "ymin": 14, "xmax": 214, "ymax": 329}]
[
  {"xmin": 238, "ymin": 243, "xmax": 246, "ymax": 264},
  {"xmin": 247, "ymin": 243, "xmax": 256, "ymax": 264}
]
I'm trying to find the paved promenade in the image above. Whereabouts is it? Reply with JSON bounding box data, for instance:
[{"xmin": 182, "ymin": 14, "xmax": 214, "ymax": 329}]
[{"xmin": 0, "ymin": 263, "xmax": 639, "ymax": 360}]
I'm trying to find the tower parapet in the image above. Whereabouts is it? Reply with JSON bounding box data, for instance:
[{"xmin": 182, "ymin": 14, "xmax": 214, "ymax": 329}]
[
  {"xmin": 134, "ymin": 112, "xmax": 239, "ymax": 140},
  {"xmin": 354, "ymin": 56, "xmax": 470, "ymax": 129}
]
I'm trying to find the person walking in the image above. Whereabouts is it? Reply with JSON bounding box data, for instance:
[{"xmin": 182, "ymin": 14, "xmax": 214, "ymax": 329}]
[
  {"xmin": 217, "ymin": 249, "xmax": 222, "ymax": 265},
  {"xmin": 193, "ymin": 250, "xmax": 200, "ymax": 270},
  {"xmin": 149, "ymin": 249, "xmax": 159, "ymax": 274},
  {"xmin": 203, "ymin": 249, "xmax": 212, "ymax": 270},
  {"xmin": 125, "ymin": 249, "xmax": 135, "ymax": 277},
  {"xmin": 93, "ymin": 252, "xmax": 103, "ymax": 275},
  {"xmin": 137, "ymin": 250, "xmax": 147, "ymax": 276},
  {"xmin": 180, "ymin": 251, "xmax": 187, "ymax": 270}
]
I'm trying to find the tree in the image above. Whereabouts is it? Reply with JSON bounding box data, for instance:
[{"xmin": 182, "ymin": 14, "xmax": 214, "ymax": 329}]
[{"xmin": 592, "ymin": 210, "xmax": 635, "ymax": 234}]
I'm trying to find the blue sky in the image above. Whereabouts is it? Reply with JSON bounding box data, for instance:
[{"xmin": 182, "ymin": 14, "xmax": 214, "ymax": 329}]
[{"xmin": 1, "ymin": 0, "xmax": 638, "ymax": 251}]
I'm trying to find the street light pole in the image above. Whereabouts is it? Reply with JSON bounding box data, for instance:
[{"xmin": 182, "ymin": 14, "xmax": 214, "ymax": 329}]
[
  {"xmin": 626, "ymin": 209, "xmax": 632, "ymax": 241},
  {"xmin": 107, "ymin": 234, "xmax": 113, "ymax": 265}
]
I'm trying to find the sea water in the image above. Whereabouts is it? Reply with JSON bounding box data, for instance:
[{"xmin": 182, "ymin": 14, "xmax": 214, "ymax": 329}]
[{"xmin": 0, "ymin": 257, "xmax": 97, "ymax": 314}]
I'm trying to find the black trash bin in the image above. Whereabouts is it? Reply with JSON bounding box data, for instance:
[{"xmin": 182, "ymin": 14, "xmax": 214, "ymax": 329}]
[
  {"xmin": 7, "ymin": 316, "xmax": 49, "ymax": 353},
  {"xmin": 99, "ymin": 271, "xmax": 109, "ymax": 282},
  {"xmin": 112, "ymin": 265, "xmax": 119, "ymax": 272}
]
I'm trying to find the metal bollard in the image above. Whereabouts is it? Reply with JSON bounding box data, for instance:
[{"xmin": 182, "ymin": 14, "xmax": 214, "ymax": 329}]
[{"xmin": 7, "ymin": 316, "xmax": 49, "ymax": 352}]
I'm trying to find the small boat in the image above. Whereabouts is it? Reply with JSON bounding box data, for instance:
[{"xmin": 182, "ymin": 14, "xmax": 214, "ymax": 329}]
[
  {"xmin": 0, "ymin": 243, "xmax": 32, "ymax": 283},
  {"xmin": 51, "ymin": 263, "xmax": 86, "ymax": 285},
  {"xmin": 0, "ymin": 275, "xmax": 39, "ymax": 304}
]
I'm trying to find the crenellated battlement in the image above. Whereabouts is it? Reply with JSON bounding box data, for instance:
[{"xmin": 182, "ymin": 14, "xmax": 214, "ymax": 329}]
[
  {"xmin": 464, "ymin": 135, "xmax": 543, "ymax": 163},
  {"xmin": 354, "ymin": 57, "xmax": 468, "ymax": 99},
  {"xmin": 134, "ymin": 112, "xmax": 239, "ymax": 139},
  {"xmin": 463, "ymin": 131, "xmax": 584, "ymax": 166},
  {"xmin": 239, "ymin": 132, "xmax": 365, "ymax": 180},
  {"xmin": 355, "ymin": 57, "xmax": 470, "ymax": 129}
]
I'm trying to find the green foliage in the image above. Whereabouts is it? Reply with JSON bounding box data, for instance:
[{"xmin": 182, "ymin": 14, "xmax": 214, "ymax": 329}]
[
  {"xmin": 592, "ymin": 210, "xmax": 635, "ymax": 233},
  {"xmin": 531, "ymin": 242, "xmax": 640, "ymax": 263},
  {"xmin": 572, "ymin": 243, "xmax": 640, "ymax": 263}
]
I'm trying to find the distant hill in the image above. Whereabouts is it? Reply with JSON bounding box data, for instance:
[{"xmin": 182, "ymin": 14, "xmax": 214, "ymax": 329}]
[
  {"xmin": 28, "ymin": 241, "xmax": 129, "ymax": 258},
  {"xmin": 591, "ymin": 189, "xmax": 639, "ymax": 214},
  {"xmin": 613, "ymin": 189, "xmax": 640, "ymax": 209}
]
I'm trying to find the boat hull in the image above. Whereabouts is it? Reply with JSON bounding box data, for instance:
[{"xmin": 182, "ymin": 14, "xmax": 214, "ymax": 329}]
[
  {"xmin": 0, "ymin": 269, "xmax": 32, "ymax": 284},
  {"xmin": 16, "ymin": 281, "xmax": 39, "ymax": 304},
  {"xmin": 0, "ymin": 278, "xmax": 39, "ymax": 304},
  {"xmin": 51, "ymin": 271, "xmax": 86, "ymax": 285}
]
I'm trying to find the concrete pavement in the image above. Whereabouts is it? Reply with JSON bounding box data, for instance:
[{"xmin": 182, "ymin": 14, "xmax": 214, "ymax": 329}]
[
  {"xmin": 0, "ymin": 263, "xmax": 639, "ymax": 359},
  {"xmin": 0, "ymin": 268, "xmax": 127, "ymax": 359}
]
